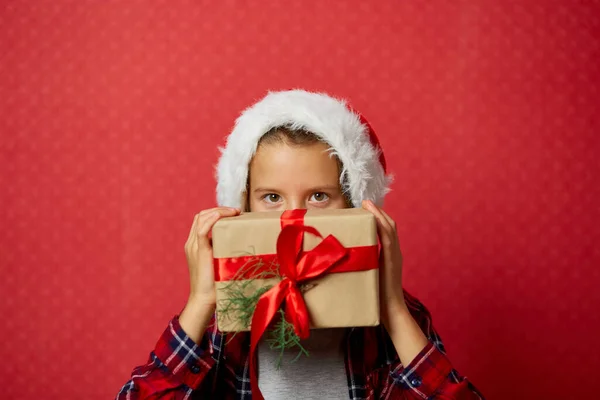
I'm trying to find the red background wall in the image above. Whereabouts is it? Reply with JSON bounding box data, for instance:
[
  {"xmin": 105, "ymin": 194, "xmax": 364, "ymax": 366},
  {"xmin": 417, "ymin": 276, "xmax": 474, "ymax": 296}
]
[{"xmin": 1, "ymin": 1, "xmax": 599, "ymax": 399}]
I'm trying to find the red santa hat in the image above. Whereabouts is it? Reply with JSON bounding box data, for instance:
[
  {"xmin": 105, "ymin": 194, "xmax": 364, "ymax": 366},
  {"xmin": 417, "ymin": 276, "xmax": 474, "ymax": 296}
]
[{"xmin": 216, "ymin": 89, "xmax": 392, "ymax": 208}]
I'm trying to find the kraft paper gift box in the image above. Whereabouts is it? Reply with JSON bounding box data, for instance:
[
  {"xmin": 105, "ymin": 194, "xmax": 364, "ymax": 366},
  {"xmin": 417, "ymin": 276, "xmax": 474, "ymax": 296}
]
[{"xmin": 212, "ymin": 208, "xmax": 380, "ymax": 332}]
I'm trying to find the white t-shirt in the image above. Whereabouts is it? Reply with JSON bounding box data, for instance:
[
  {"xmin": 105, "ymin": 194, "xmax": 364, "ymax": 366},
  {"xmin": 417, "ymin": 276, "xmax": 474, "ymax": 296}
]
[{"xmin": 258, "ymin": 328, "xmax": 348, "ymax": 399}]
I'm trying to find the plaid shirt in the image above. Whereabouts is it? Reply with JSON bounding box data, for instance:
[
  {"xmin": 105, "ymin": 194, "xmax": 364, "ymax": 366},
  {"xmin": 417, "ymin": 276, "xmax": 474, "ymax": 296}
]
[{"xmin": 117, "ymin": 291, "xmax": 484, "ymax": 399}]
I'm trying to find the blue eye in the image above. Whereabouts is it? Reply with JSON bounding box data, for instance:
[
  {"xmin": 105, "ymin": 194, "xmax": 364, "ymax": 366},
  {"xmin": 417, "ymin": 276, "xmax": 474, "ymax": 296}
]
[{"xmin": 310, "ymin": 192, "xmax": 329, "ymax": 202}]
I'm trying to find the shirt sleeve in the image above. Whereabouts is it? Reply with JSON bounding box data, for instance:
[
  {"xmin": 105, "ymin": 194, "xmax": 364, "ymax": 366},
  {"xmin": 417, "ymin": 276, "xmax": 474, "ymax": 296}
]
[
  {"xmin": 385, "ymin": 291, "xmax": 485, "ymax": 399},
  {"xmin": 115, "ymin": 316, "xmax": 217, "ymax": 399},
  {"xmin": 388, "ymin": 342, "xmax": 484, "ymax": 399}
]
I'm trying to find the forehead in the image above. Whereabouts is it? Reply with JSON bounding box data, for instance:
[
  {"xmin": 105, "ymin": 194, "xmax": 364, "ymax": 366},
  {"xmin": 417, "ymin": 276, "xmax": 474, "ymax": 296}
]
[{"xmin": 249, "ymin": 141, "xmax": 340, "ymax": 189}]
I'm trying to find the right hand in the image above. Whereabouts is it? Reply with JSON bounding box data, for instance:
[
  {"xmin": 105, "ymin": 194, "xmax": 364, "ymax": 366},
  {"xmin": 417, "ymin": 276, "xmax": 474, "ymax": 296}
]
[{"xmin": 180, "ymin": 207, "xmax": 241, "ymax": 341}]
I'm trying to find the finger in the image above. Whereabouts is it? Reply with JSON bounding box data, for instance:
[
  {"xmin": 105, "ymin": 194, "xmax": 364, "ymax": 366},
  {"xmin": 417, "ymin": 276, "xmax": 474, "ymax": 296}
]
[
  {"xmin": 375, "ymin": 208, "xmax": 402, "ymax": 250},
  {"xmin": 194, "ymin": 212, "xmax": 219, "ymax": 249},
  {"xmin": 199, "ymin": 207, "xmax": 220, "ymax": 217},
  {"xmin": 199, "ymin": 206, "xmax": 240, "ymax": 217},
  {"xmin": 192, "ymin": 207, "xmax": 240, "ymax": 244},
  {"xmin": 196, "ymin": 208, "xmax": 241, "ymax": 248},
  {"xmin": 362, "ymin": 200, "xmax": 393, "ymax": 233},
  {"xmin": 197, "ymin": 207, "xmax": 240, "ymax": 227},
  {"xmin": 362, "ymin": 200, "xmax": 399, "ymax": 250},
  {"xmin": 186, "ymin": 213, "xmax": 201, "ymax": 244},
  {"xmin": 377, "ymin": 207, "xmax": 397, "ymax": 233}
]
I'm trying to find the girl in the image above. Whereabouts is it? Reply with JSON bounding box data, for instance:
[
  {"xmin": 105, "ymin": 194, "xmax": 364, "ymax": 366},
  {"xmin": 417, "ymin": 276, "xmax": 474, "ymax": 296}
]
[{"xmin": 117, "ymin": 90, "xmax": 483, "ymax": 399}]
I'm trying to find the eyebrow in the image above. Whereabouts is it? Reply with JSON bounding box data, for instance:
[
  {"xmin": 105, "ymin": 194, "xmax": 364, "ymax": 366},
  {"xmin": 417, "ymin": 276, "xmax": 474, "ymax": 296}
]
[{"xmin": 252, "ymin": 185, "xmax": 340, "ymax": 194}]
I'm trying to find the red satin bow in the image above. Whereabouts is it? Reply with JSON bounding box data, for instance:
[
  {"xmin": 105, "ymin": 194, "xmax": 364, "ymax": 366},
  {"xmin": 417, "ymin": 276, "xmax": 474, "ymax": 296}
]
[{"xmin": 248, "ymin": 223, "xmax": 348, "ymax": 400}]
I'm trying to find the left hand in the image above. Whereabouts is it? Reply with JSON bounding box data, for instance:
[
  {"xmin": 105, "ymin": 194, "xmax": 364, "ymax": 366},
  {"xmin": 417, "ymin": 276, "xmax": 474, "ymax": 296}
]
[
  {"xmin": 363, "ymin": 200, "xmax": 430, "ymax": 365},
  {"xmin": 362, "ymin": 200, "xmax": 408, "ymax": 327}
]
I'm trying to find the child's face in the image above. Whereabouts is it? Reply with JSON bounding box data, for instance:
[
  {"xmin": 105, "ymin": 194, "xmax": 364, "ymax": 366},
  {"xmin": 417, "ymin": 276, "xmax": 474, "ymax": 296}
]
[{"xmin": 247, "ymin": 141, "xmax": 348, "ymax": 212}]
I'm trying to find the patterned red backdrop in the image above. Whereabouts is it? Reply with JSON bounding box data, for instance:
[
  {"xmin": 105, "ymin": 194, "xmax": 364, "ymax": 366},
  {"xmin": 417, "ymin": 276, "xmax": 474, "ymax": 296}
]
[{"xmin": 1, "ymin": 1, "xmax": 599, "ymax": 399}]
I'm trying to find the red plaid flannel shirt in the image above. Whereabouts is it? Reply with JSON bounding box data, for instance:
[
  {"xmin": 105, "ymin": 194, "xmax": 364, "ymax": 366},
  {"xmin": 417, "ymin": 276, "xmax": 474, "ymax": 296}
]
[{"xmin": 117, "ymin": 291, "xmax": 484, "ymax": 399}]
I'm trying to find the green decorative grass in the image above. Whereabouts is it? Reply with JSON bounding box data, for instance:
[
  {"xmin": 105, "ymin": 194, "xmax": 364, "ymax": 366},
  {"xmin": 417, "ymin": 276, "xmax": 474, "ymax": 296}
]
[
  {"xmin": 266, "ymin": 309, "xmax": 310, "ymax": 369},
  {"xmin": 218, "ymin": 256, "xmax": 309, "ymax": 365}
]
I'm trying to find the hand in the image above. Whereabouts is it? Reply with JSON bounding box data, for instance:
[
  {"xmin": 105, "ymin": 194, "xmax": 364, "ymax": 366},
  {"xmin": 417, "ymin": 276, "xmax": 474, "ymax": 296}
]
[
  {"xmin": 361, "ymin": 200, "xmax": 408, "ymax": 324},
  {"xmin": 362, "ymin": 200, "xmax": 428, "ymax": 365},
  {"xmin": 180, "ymin": 207, "xmax": 240, "ymax": 342}
]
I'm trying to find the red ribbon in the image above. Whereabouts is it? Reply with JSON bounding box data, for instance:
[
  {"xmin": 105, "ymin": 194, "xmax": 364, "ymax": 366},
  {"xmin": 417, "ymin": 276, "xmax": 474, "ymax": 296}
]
[
  {"xmin": 279, "ymin": 209, "xmax": 307, "ymax": 228},
  {"xmin": 214, "ymin": 246, "xmax": 378, "ymax": 281}
]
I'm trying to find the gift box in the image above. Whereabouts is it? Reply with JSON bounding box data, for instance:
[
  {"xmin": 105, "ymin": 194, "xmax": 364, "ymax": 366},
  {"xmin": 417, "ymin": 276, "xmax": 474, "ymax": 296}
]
[{"xmin": 212, "ymin": 208, "xmax": 380, "ymax": 332}]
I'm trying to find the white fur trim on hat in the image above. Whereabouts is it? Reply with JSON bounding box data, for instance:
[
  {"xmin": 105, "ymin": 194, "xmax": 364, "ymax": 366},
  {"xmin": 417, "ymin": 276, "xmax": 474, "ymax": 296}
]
[{"xmin": 216, "ymin": 89, "xmax": 392, "ymax": 208}]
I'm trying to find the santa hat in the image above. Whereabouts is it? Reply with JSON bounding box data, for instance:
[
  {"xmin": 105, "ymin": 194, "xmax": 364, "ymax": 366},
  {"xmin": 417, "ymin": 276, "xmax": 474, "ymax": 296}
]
[{"xmin": 216, "ymin": 89, "xmax": 392, "ymax": 208}]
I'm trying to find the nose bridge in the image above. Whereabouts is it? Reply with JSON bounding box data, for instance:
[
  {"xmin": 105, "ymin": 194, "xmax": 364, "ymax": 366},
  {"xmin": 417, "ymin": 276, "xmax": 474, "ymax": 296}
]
[{"xmin": 287, "ymin": 195, "xmax": 306, "ymax": 210}]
